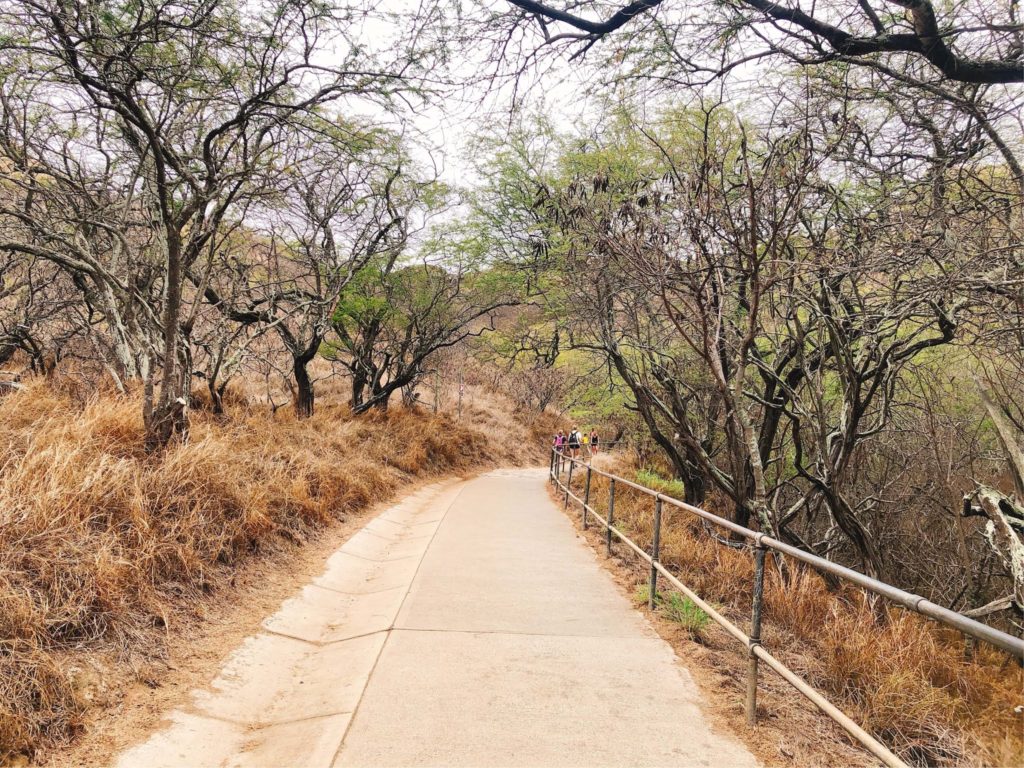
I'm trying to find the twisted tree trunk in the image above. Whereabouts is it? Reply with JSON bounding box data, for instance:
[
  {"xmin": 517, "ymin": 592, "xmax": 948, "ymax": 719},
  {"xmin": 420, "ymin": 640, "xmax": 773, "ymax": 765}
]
[{"xmin": 293, "ymin": 354, "xmax": 315, "ymax": 419}]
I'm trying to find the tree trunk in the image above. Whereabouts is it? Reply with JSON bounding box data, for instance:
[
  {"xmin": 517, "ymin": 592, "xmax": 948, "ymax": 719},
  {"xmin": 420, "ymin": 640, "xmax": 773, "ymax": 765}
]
[
  {"xmin": 294, "ymin": 356, "xmax": 314, "ymax": 419},
  {"xmin": 353, "ymin": 376, "xmax": 411, "ymax": 414},
  {"xmin": 965, "ymin": 487, "xmax": 1024, "ymax": 613},
  {"xmin": 147, "ymin": 341, "xmax": 192, "ymax": 448},
  {"xmin": 145, "ymin": 223, "xmax": 189, "ymax": 450},
  {"xmin": 666, "ymin": 453, "xmax": 707, "ymax": 506},
  {"xmin": 147, "ymin": 396, "xmax": 188, "ymax": 449},
  {"xmin": 824, "ymin": 488, "xmax": 883, "ymax": 580},
  {"xmin": 351, "ymin": 370, "xmax": 367, "ymax": 411},
  {"xmin": 734, "ymin": 502, "xmax": 752, "ymax": 530},
  {"xmin": 402, "ymin": 382, "xmax": 418, "ymax": 408},
  {"xmin": 209, "ymin": 377, "xmax": 225, "ymax": 415},
  {"xmin": 977, "ymin": 381, "xmax": 1024, "ymax": 500}
]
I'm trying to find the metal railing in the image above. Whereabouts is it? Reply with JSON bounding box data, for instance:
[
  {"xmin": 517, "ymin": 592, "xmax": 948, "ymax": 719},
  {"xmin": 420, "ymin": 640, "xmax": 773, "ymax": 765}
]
[
  {"xmin": 549, "ymin": 449, "xmax": 1024, "ymax": 768},
  {"xmin": 550, "ymin": 438, "xmax": 624, "ymax": 457}
]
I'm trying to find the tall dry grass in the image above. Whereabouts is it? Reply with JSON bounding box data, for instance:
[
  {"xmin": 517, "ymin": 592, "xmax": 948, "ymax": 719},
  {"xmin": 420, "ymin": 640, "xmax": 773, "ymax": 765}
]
[
  {"xmin": 0, "ymin": 380, "xmax": 553, "ymax": 762},
  {"xmin": 561, "ymin": 458, "xmax": 1023, "ymax": 767}
]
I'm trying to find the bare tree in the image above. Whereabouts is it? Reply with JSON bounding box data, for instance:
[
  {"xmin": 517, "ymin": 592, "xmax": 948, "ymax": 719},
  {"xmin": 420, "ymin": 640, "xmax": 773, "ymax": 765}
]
[
  {"xmin": 498, "ymin": 0, "xmax": 1023, "ymax": 84},
  {"xmin": 517, "ymin": 103, "xmax": 996, "ymax": 585},
  {"xmin": 1, "ymin": 0, "xmax": 408, "ymax": 445},
  {"xmin": 194, "ymin": 122, "xmax": 412, "ymax": 418}
]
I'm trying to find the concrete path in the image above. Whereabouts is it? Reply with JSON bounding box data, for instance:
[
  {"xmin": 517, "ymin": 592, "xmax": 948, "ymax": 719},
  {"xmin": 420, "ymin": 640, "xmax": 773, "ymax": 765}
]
[{"xmin": 115, "ymin": 469, "xmax": 758, "ymax": 768}]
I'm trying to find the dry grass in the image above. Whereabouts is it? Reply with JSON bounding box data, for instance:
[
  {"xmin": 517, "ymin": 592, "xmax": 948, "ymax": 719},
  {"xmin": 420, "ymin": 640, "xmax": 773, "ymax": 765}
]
[
  {"xmin": 0, "ymin": 379, "xmax": 554, "ymax": 762},
  {"xmin": 560, "ymin": 457, "xmax": 1023, "ymax": 767}
]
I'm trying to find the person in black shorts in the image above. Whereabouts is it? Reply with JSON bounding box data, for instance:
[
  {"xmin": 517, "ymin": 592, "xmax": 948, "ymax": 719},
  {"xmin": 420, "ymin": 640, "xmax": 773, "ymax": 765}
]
[{"xmin": 567, "ymin": 426, "xmax": 582, "ymax": 459}]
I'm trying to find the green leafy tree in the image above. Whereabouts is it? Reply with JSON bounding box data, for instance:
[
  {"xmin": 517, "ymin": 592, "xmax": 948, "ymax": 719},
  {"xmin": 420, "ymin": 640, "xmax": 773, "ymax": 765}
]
[{"xmin": 328, "ymin": 222, "xmax": 523, "ymax": 412}]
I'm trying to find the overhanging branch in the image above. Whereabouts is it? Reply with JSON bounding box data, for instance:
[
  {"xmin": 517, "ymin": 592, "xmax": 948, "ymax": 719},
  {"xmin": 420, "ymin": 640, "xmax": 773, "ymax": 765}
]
[{"xmin": 506, "ymin": 0, "xmax": 1024, "ymax": 84}]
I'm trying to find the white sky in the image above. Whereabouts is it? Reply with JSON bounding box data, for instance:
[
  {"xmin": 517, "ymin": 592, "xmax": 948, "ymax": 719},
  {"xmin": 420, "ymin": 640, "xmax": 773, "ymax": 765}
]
[{"xmin": 339, "ymin": 0, "xmax": 608, "ymax": 186}]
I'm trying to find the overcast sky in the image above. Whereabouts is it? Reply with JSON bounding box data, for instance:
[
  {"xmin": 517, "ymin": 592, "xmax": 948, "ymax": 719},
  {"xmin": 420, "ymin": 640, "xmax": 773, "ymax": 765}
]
[{"xmin": 339, "ymin": 0, "xmax": 609, "ymax": 186}]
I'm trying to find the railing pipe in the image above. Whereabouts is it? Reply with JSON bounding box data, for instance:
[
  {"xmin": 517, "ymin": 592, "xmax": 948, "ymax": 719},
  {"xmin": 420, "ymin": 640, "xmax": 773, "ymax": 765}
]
[
  {"xmin": 653, "ymin": 561, "xmax": 749, "ymax": 646},
  {"xmin": 550, "ymin": 449, "xmax": 1023, "ymax": 660},
  {"xmin": 583, "ymin": 465, "xmax": 592, "ymax": 530},
  {"xmin": 565, "ymin": 460, "xmax": 573, "ymax": 509},
  {"xmin": 548, "ymin": 448, "xmax": 1017, "ymax": 768},
  {"xmin": 746, "ymin": 539, "xmax": 767, "ymax": 725},
  {"xmin": 757, "ymin": 535, "xmax": 1022, "ymax": 658},
  {"xmin": 606, "ymin": 479, "xmax": 615, "ymax": 556},
  {"xmin": 751, "ymin": 645, "xmax": 905, "ymax": 768},
  {"xmin": 649, "ymin": 496, "xmax": 662, "ymax": 610}
]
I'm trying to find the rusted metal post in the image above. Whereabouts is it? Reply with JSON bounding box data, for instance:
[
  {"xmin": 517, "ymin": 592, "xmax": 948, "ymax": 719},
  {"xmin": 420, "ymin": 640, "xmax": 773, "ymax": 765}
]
[
  {"xmin": 606, "ymin": 478, "xmax": 615, "ymax": 556},
  {"xmin": 583, "ymin": 466, "xmax": 592, "ymax": 529},
  {"xmin": 649, "ymin": 497, "xmax": 662, "ymax": 610},
  {"xmin": 565, "ymin": 460, "xmax": 574, "ymax": 509},
  {"xmin": 746, "ymin": 539, "xmax": 767, "ymax": 725}
]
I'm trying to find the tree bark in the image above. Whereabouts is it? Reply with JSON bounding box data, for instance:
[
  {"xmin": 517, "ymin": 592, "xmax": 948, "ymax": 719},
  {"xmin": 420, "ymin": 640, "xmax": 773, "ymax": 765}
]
[
  {"xmin": 965, "ymin": 487, "xmax": 1024, "ymax": 613},
  {"xmin": 353, "ymin": 374, "xmax": 416, "ymax": 414},
  {"xmin": 209, "ymin": 377, "xmax": 226, "ymax": 415},
  {"xmin": 145, "ymin": 207, "xmax": 189, "ymax": 450},
  {"xmin": 293, "ymin": 356, "xmax": 315, "ymax": 419},
  {"xmin": 823, "ymin": 487, "xmax": 884, "ymax": 580},
  {"xmin": 351, "ymin": 370, "xmax": 367, "ymax": 411}
]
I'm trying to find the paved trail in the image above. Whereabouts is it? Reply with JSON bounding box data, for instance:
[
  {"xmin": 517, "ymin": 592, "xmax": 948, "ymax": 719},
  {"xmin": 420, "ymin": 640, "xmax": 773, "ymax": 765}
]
[{"xmin": 116, "ymin": 469, "xmax": 757, "ymax": 768}]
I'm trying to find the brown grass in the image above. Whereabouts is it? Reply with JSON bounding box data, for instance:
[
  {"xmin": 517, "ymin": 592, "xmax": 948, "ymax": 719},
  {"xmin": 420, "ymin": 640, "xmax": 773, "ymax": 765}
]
[
  {"xmin": 560, "ymin": 457, "xmax": 1023, "ymax": 767},
  {"xmin": 0, "ymin": 380, "xmax": 554, "ymax": 762}
]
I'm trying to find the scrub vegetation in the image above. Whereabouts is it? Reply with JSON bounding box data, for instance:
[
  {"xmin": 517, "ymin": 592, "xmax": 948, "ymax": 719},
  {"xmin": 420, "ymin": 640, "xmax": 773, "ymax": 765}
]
[{"xmin": 1, "ymin": 0, "xmax": 1021, "ymax": 765}]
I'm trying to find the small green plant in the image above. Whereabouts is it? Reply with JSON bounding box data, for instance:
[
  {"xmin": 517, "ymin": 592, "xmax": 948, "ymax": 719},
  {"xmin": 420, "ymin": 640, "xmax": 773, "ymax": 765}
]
[
  {"xmin": 634, "ymin": 582, "xmax": 654, "ymax": 606},
  {"xmin": 662, "ymin": 592, "xmax": 709, "ymax": 637},
  {"xmin": 634, "ymin": 584, "xmax": 709, "ymax": 639},
  {"xmin": 635, "ymin": 468, "xmax": 686, "ymax": 499}
]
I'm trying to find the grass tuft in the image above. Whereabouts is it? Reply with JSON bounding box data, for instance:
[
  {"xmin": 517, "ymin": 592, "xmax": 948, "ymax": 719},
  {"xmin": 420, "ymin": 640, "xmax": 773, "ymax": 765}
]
[{"xmin": 634, "ymin": 584, "xmax": 711, "ymax": 639}]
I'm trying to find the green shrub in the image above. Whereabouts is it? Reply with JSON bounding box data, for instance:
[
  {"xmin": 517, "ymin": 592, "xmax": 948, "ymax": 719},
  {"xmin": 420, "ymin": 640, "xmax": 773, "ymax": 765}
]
[{"xmin": 635, "ymin": 468, "xmax": 686, "ymax": 499}]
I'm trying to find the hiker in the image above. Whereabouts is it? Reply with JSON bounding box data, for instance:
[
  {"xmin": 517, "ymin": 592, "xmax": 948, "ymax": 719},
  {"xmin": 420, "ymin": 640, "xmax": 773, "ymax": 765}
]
[
  {"xmin": 567, "ymin": 426, "xmax": 582, "ymax": 459},
  {"xmin": 553, "ymin": 430, "xmax": 565, "ymax": 453},
  {"xmin": 590, "ymin": 430, "xmax": 600, "ymax": 456},
  {"xmin": 581, "ymin": 434, "xmax": 598, "ymax": 462}
]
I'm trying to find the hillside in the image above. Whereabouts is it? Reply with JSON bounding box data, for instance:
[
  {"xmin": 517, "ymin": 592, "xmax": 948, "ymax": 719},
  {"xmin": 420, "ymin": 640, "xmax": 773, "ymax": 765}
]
[{"xmin": 0, "ymin": 378, "xmax": 555, "ymax": 762}]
